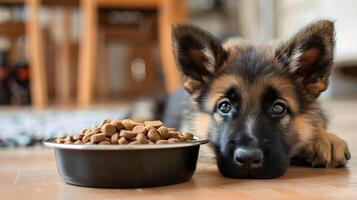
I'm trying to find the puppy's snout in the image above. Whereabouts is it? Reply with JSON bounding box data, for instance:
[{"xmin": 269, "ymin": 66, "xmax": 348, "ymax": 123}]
[{"xmin": 234, "ymin": 147, "xmax": 263, "ymax": 169}]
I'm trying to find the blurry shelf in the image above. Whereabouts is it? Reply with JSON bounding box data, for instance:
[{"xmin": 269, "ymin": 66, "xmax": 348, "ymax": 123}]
[
  {"xmin": 42, "ymin": 0, "xmax": 79, "ymax": 6},
  {"xmin": 103, "ymin": 26, "xmax": 143, "ymax": 39},
  {"xmin": 0, "ymin": 0, "xmax": 79, "ymax": 6},
  {"xmin": 0, "ymin": 22, "xmax": 25, "ymax": 36},
  {"xmin": 335, "ymin": 53, "xmax": 357, "ymax": 68},
  {"xmin": 0, "ymin": 0, "xmax": 24, "ymax": 6},
  {"xmin": 97, "ymin": 0, "xmax": 159, "ymax": 9}
]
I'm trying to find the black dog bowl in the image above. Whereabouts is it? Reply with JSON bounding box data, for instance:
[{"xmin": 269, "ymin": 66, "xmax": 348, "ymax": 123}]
[{"xmin": 44, "ymin": 138, "xmax": 208, "ymax": 188}]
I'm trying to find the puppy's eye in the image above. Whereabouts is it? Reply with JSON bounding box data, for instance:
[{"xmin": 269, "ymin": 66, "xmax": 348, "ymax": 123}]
[
  {"xmin": 271, "ymin": 102, "xmax": 287, "ymax": 117},
  {"xmin": 217, "ymin": 98, "xmax": 232, "ymax": 115}
]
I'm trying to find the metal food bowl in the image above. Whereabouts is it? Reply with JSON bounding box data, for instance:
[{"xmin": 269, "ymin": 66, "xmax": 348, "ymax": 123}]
[{"xmin": 44, "ymin": 138, "xmax": 208, "ymax": 188}]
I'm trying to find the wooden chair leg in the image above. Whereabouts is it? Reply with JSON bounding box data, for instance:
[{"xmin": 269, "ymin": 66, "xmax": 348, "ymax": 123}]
[
  {"xmin": 141, "ymin": 15, "xmax": 157, "ymax": 92},
  {"xmin": 8, "ymin": 37, "xmax": 18, "ymax": 63},
  {"xmin": 26, "ymin": 0, "xmax": 48, "ymax": 107},
  {"xmin": 96, "ymin": 27, "xmax": 110, "ymax": 99},
  {"xmin": 158, "ymin": 0, "xmax": 187, "ymax": 93},
  {"xmin": 55, "ymin": 8, "xmax": 72, "ymax": 104},
  {"xmin": 77, "ymin": 0, "xmax": 97, "ymax": 107}
]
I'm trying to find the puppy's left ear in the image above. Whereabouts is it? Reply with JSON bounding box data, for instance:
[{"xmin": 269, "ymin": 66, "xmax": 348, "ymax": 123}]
[
  {"xmin": 172, "ymin": 24, "xmax": 227, "ymax": 98},
  {"xmin": 276, "ymin": 20, "xmax": 335, "ymax": 98}
]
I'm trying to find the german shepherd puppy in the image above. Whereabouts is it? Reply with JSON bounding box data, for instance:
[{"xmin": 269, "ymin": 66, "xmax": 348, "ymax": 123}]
[{"xmin": 131, "ymin": 20, "xmax": 351, "ymax": 178}]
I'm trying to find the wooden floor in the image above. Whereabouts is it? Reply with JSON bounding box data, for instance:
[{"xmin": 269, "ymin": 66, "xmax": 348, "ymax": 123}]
[{"xmin": 1, "ymin": 99, "xmax": 357, "ymax": 200}]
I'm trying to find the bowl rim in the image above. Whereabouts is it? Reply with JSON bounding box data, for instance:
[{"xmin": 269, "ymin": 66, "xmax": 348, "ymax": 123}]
[{"xmin": 43, "ymin": 137, "xmax": 209, "ymax": 150}]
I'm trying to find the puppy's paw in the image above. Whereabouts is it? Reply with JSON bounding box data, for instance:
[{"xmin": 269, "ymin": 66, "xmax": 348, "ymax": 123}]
[{"xmin": 308, "ymin": 133, "xmax": 351, "ymax": 168}]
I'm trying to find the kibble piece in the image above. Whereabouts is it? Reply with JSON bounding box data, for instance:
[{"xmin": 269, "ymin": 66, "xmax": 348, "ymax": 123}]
[
  {"xmin": 84, "ymin": 130, "xmax": 93, "ymax": 135},
  {"xmin": 74, "ymin": 140, "xmax": 82, "ymax": 144},
  {"xmin": 85, "ymin": 141, "xmax": 95, "ymax": 145},
  {"xmin": 157, "ymin": 126, "xmax": 168, "ymax": 133},
  {"xmin": 144, "ymin": 120, "xmax": 163, "ymax": 128},
  {"xmin": 100, "ymin": 119, "xmax": 111, "ymax": 126},
  {"xmin": 118, "ymin": 137, "xmax": 128, "ymax": 144},
  {"xmin": 101, "ymin": 123, "xmax": 117, "ymax": 137},
  {"xmin": 91, "ymin": 127, "xmax": 101, "ymax": 134},
  {"xmin": 147, "ymin": 128, "xmax": 161, "ymax": 142},
  {"xmin": 168, "ymin": 138, "xmax": 180, "ymax": 143},
  {"xmin": 183, "ymin": 132, "xmax": 194, "ymax": 140},
  {"xmin": 111, "ymin": 120, "xmax": 124, "ymax": 131},
  {"xmin": 156, "ymin": 140, "xmax": 169, "ymax": 144},
  {"xmin": 119, "ymin": 130, "xmax": 137, "ymax": 140},
  {"xmin": 168, "ymin": 131, "xmax": 180, "ymax": 139},
  {"xmin": 72, "ymin": 134, "xmax": 82, "ymax": 140},
  {"xmin": 178, "ymin": 134, "xmax": 187, "ymax": 142},
  {"xmin": 136, "ymin": 133, "xmax": 148, "ymax": 144},
  {"xmin": 82, "ymin": 133, "xmax": 94, "ymax": 143},
  {"xmin": 148, "ymin": 140, "xmax": 154, "ymax": 144},
  {"xmin": 144, "ymin": 124, "xmax": 151, "ymax": 130},
  {"xmin": 81, "ymin": 129, "xmax": 90, "ymax": 136},
  {"xmin": 65, "ymin": 136, "xmax": 73, "ymax": 144},
  {"xmin": 157, "ymin": 126, "xmax": 170, "ymax": 139},
  {"xmin": 99, "ymin": 140, "xmax": 111, "ymax": 145},
  {"xmin": 167, "ymin": 127, "xmax": 177, "ymax": 132},
  {"xmin": 55, "ymin": 137, "xmax": 65, "ymax": 144},
  {"xmin": 132, "ymin": 125, "xmax": 147, "ymax": 134},
  {"xmin": 129, "ymin": 141, "xmax": 141, "ymax": 145},
  {"xmin": 111, "ymin": 133, "xmax": 119, "ymax": 144},
  {"xmin": 80, "ymin": 128, "xmax": 89, "ymax": 135},
  {"xmin": 90, "ymin": 133, "xmax": 106, "ymax": 143},
  {"xmin": 121, "ymin": 119, "xmax": 138, "ymax": 130}
]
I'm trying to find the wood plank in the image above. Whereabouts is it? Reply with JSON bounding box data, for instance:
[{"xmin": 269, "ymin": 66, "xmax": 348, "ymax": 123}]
[
  {"xmin": 26, "ymin": 0, "xmax": 48, "ymax": 107},
  {"xmin": 55, "ymin": 8, "xmax": 72, "ymax": 104},
  {"xmin": 77, "ymin": 0, "xmax": 97, "ymax": 107},
  {"xmin": 0, "ymin": 22, "xmax": 25, "ymax": 36},
  {"xmin": 42, "ymin": 0, "xmax": 78, "ymax": 6},
  {"xmin": 0, "ymin": 0, "xmax": 24, "ymax": 5},
  {"xmin": 102, "ymin": 26, "xmax": 143, "ymax": 39},
  {"xmin": 97, "ymin": 0, "xmax": 159, "ymax": 9},
  {"xmin": 158, "ymin": 0, "xmax": 186, "ymax": 93},
  {"xmin": 96, "ymin": 27, "xmax": 110, "ymax": 99}
]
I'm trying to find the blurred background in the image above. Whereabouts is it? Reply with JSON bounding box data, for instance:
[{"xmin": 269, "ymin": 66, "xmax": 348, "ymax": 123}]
[{"xmin": 0, "ymin": 0, "xmax": 356, "ymax": 146}]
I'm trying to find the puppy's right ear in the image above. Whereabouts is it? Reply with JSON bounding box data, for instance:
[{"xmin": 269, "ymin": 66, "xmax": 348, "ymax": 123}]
[{"xmin": 172, "ymin": 24, "xmax": 227, "ymax": 98}]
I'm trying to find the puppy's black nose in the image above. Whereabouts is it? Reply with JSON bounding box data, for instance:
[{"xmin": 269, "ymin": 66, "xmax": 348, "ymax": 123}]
[{"xmin": 234, "ymin": 147, "xmax": 263, "ymax": 169}]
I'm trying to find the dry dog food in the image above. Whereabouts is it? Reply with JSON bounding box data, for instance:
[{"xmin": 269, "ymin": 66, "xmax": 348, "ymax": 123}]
[{"xmin": 55, "ymin": 119, "xmax": 194, "ymax": 145}]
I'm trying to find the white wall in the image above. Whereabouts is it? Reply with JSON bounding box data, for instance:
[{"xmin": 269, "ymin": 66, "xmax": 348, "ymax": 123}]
[
  {"xmin": 275, "ymin": 0, "xmax": 357, "ymax": 98},
  {"xmin": 276, "ymin": 0, "xmax": 357, "ymax": 62}
]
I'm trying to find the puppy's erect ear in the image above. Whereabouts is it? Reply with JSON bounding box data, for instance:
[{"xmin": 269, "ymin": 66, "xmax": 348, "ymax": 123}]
[
  {"xmin": 276, "ymin": 20, "xmax": 335, "ymax": 98},
  {"xmin": 172, "ymin": 24, "xmax": 227, "ymax": 97}
]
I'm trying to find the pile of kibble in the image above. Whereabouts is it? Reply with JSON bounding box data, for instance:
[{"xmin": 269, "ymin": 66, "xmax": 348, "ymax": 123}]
[{"xmin": 55, "ymin": 119, "xmax": 194, "ymax": 145}]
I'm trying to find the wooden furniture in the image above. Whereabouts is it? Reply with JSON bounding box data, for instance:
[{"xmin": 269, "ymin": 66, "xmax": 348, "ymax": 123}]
[
  {"xmin": 0, "ymin": 0, "xmax": 77, "ymax": 107},
  {"xmin": 0, "ymin": 21, "xmax": 25, "ymax": 64},
  {"xmin": 0, "ymin": 0, "xmax": 187, "ymax": 107},
  {"xmin": 0, "ymin": 0, "xmax": 186, "ymax": 107},
  {"xmin": 1, "ymin": 99, "xmax": 357, "ymax": 199},
  {"xmin": 77, "ymin": 0, "xmax": 187, "ymax": 107},
  {"xmin": 26, "ymin": 0, "xmax": 48, "ymax": 108},
  {"xmin": 97, "ymin": 11, "xmax": 162, "ymax": 99},
  {"xmin": 0, "ymin": 0, "xmax": 49, "ymax": 107}
]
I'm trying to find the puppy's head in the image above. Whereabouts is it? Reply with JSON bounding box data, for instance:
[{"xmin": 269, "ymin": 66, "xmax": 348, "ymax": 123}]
[{"xmin": 172, "ymin": 20, "xmax": 335, "ymax": 178}]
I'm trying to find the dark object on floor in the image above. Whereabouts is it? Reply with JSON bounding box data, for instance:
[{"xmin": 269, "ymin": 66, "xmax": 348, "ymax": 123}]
[
  {"xmin": 0, "ymin": 81, "xmax": 11, "ymax": 105},
  {"xmin": 9, "ymin": 61, "xmax": 31, "ymax": 105},
  {"xmin": 0, "ymin": 52, "xmax": 10, "ymax": 105},
  {"xmin": 0, "ymin": 133, "xmax": 37, "ymax": 147}
]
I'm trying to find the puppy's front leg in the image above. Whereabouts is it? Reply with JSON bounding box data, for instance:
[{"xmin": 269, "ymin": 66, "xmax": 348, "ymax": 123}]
[{"xmin": 293, "ymin": 130, "xmax": 351, "ymax": 168}]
